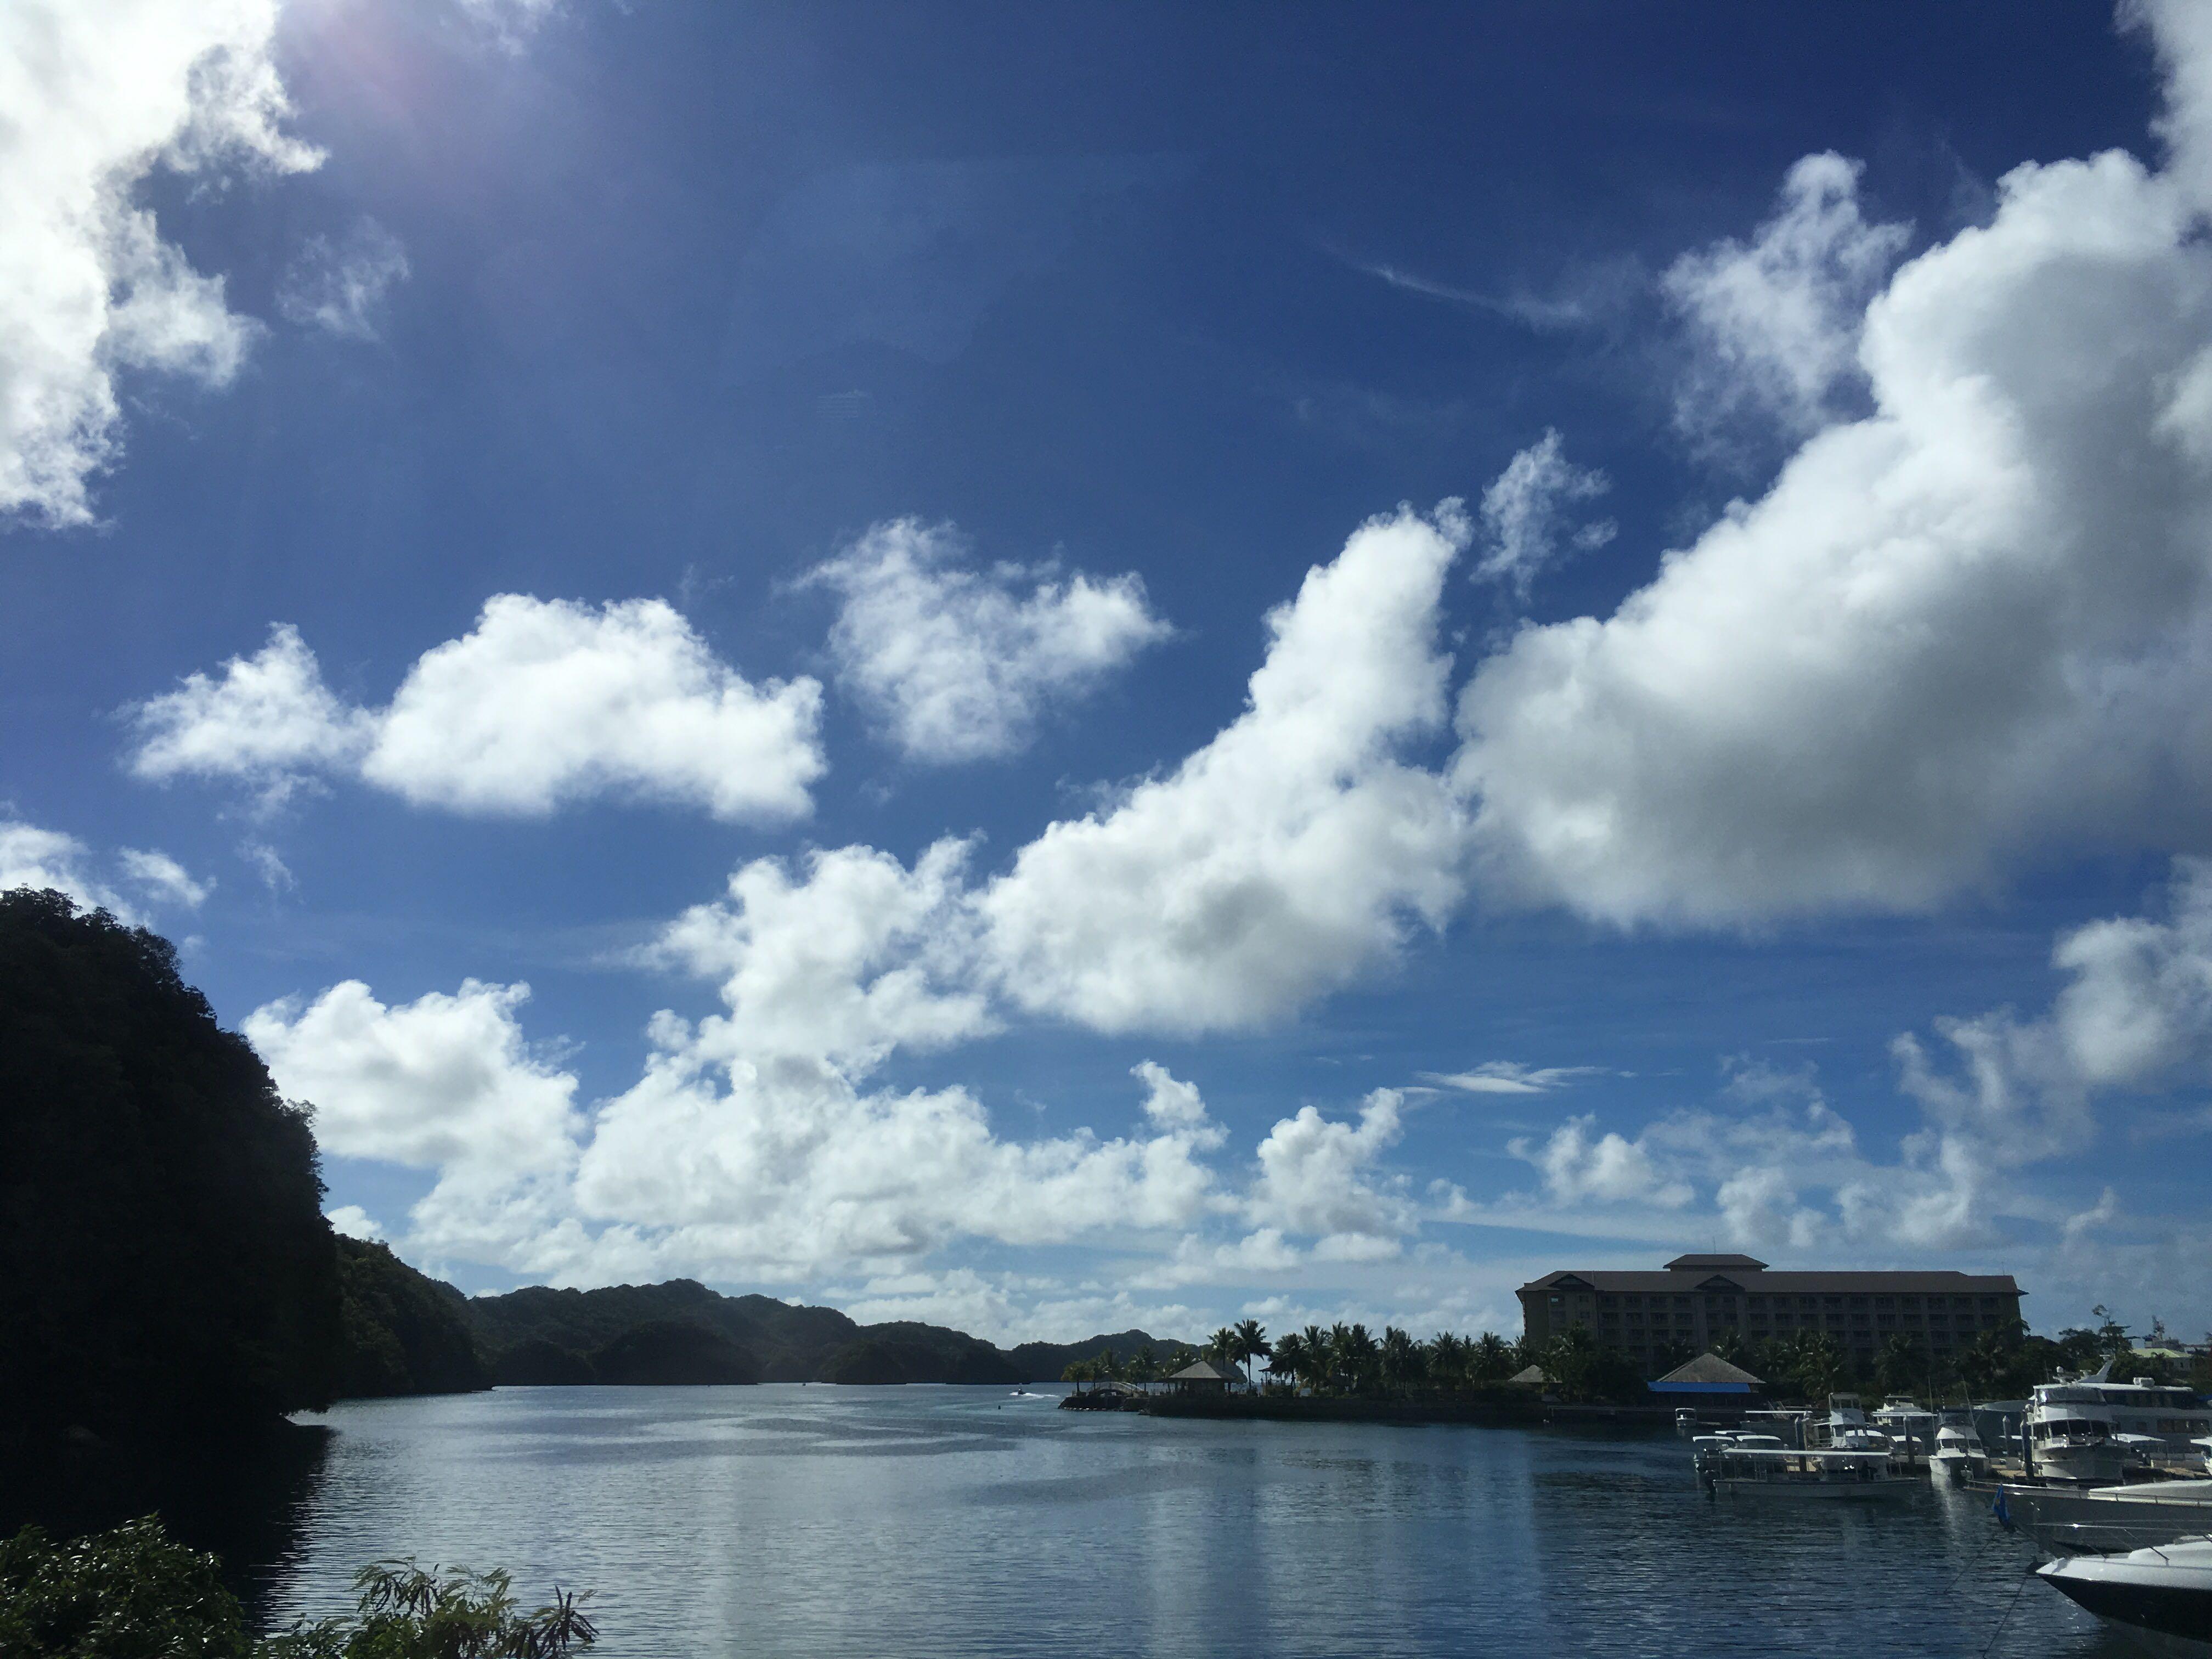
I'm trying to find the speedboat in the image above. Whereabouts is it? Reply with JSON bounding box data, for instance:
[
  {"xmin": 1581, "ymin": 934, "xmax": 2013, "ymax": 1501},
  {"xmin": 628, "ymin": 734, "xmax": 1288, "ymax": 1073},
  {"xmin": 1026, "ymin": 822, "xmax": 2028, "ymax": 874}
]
[
  {"xmin": 2038, "ymin": 1538, "xmax": 2212, "ymax": 1654},
  {"xmin": 1930, "ymin": 1426, "xmax": 1987, "ymax": 1485}
]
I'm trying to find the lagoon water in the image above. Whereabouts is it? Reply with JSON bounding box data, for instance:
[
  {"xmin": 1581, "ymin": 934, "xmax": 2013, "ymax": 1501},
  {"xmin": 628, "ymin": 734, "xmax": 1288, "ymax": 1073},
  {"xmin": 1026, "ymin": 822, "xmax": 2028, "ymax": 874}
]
[{"xmin": 245, "ymin": 1386, "xmax": 2124, "ymax": 1657}]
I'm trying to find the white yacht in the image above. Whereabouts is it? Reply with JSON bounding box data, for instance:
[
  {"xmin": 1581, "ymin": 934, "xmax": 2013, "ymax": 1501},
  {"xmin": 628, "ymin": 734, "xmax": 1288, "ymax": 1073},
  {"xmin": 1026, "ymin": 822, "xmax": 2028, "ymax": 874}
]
[
  {"xmin": 2037, "ymin": 1537, "xmax": 2212, "ymax": 1653},
  {"xmin": 1872, "ymin": 1397, "xmax": 1938, "ymax": 1455},
  {"xmin": 1703, "ymin": 1444, "xmax": 1920, "ymax": 1502},
  {"xmin": 1930, "ymin": 1425, "xmax": 1988, "ymax": 1485},
  {"xmin": 1805, "ymin": 1393, "xmax": 1892, "ymax": 1452},
  {"xmin": 2025, "ymin": 1372, "xmax": 2211, "ymax": 1481}
]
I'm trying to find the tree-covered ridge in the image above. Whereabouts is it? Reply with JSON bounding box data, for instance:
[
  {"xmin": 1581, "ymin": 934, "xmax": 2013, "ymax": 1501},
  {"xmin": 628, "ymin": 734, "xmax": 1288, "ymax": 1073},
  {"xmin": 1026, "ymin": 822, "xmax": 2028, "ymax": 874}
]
[
  {"xmin": 334, "ymin": 1238, "xmax": 490, "ymax": 1400},
  {"xmin": 467, "ymin": 1278, "xmax": 1179, "ymax": 1386},
  {"xmin": 0, "ymin": 890, "xmax": 343, "ymax": 1459}
]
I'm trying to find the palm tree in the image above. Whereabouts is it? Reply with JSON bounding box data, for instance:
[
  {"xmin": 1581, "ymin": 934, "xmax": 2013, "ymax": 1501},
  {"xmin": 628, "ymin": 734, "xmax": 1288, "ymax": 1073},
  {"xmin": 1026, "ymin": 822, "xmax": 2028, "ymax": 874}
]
[
  {"xmin": 1426, "ymin": 1331, "xmax": 1466, "ymax": 1390},
  {"xmin": 1297, "ymin": 1324, "xmax": 1329, "ymax": 1393},
  {"xmin": 1469, "ymin": 1332, "xmax": 1514, "ymax": 1384},
  {"xmin": 1877, "ymin": 1334, "xmax": 1926, "ymax": 1396},
  {"xmin": 1233, "ymin": 1319, "xmax": 1269, "ymax": 1389},
  {"xmin": 1381, "ymin": 1326, "xmax": 1424, "ymax": 1391},
  {"xmin": 1267, "ymin": 1331, "xmax": 1308, "ymax": 1392},
  {"xmin": 1334, "ymin": 1323, "xmax": 1379, "ymax": 1395},
  {"xmin": 1206, "ymin": 1327, "xmax": 1238, "ymax": 1378}
]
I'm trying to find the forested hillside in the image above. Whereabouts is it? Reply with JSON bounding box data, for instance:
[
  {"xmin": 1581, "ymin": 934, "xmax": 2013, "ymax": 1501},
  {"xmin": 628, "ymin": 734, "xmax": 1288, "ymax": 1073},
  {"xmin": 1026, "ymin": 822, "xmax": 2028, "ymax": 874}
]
[{"xmin": 0, "ymin": 891, "xmax": 344, "ymax": 1463}]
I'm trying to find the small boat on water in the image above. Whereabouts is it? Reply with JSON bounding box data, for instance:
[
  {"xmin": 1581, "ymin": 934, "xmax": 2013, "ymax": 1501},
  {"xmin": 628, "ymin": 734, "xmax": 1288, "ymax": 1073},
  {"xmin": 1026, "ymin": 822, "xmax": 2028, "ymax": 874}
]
[
  {"xmin": 1872, "ymin": 1397, "xmax": 1938, "ymax": 1455},
  {"xmin": 1930, "ymin": 1426, "xmax": 1987, "ymax": 1485},
  {"xmin": 1703, "ymin": 1445, "xmax": 1920, "ymax": 1502},
  {"xmin": 1805, "ymin": 1393, "xmax": 1892, "ymax": 1453},
  {"xmin": 2037, "ymin": 1538, "xmax": 2212, "ymax": 1654}
]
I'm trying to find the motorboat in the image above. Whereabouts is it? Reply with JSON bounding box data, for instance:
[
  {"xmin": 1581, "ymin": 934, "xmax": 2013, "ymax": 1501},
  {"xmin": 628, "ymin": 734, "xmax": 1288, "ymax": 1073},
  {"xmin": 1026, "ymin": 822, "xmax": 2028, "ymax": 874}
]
[
  {"xmin": 2037, "ymin": 1537, "xmax": 2212, "ymax": 1654},
  {"xmin": 2027, "ymin": 1390, "xmax": 2155, "ymax": 1483},
  {"xmin": 1873, "ymin": 1397, "xmax": 1938, "ymax": 1455},
  {"xmin": 2024, "ymin": 1370, "xmax": 2212, "ymax": 1479},
  {"xmin": 1703, "ymin": 1445, "xmax": 1920, "ymax": 1501},
  {"xmin": 2197, "ymin": 1435, "xmax": 2212, "ymax": 1475},
  {"xmin": 1740, "ymin": 1407, "xmax": 1810, "ymax": 1448},
  {"xmin": 1805, "ymin": 1393, "xmax": 1893, "ymax": 1453},
  {"xmin": 1930, "ymin": 1426, "xmax": 1987, "ymax": 1485},
  {"xmin": 1689, "ymin": 1430, "xmax": 1786, "ymax": 1477},
  {"xmin": 2001, "ymin": 1480, "xmax": 2212, "ymax": 1555}
]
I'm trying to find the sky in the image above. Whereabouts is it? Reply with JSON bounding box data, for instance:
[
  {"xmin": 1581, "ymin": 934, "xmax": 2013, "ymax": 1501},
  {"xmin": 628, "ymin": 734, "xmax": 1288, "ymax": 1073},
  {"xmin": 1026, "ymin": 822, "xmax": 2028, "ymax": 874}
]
[{"xmin": 7, "ymin": 0, "xmax": 2212, "ymax": 1347}]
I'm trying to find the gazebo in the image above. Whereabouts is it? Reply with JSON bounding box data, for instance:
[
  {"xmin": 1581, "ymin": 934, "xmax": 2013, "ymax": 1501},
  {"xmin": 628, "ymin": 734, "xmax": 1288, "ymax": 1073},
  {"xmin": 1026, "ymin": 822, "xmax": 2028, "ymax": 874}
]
[
  {"xmin": 1647, "ymin": 1352, "xmax": 1763, "ymax": 1398},
  {"xmin": 1165, "ymin": 1358, "xmax": 1234, "ymax": 1395}
]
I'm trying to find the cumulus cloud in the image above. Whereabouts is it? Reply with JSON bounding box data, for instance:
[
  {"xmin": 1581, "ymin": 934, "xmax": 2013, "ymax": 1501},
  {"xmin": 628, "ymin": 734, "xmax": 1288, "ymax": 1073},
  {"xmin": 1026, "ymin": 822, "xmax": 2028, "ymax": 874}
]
[
  {"xmin": 809, "ymin": 518, "xmax": 1170, "ymax": 763},
  {"xmin": 128, "ymin": 599, "xmax": 825, "ymax": 824},
  {"xmin": 128, "ymin": 624, "xmax": 371, "ymax": 806},
  {"xmin": 1663, "ymin": 151, "xmax": 1911, "ymax": 444},
  {"xmin": 979, "ymin": 504, "xmax": 1472, "ymax": 1033},
  {"xmin": 1514, "ymin": 1114, "xmax": 1695, "ymax": 1210},
  {"xmin": 1457, "ymin": 23, "xmax": 2212, "ymax": 926},
  {"xmin": 277, "ymin": 218, "xmax": 410, "ymax": 341},
  {"xmin": 0, "ymin": 0, "xmax": 319, "ymax": 527},
  {"xmin": 1246, "ymin": 1089, "xmax": 1415, "ymax": 1254},
  {"xmin": 1, "ymin": 816, "xmax": 206, "ymax": 922},
  {"xmin": 325, "ymin": 1205, "xmax": 386, "ymax": 1242},
  {"xmin": 245, "ymin": 979, "xmax": 582, "ymax": 1175},
  {"xmin": 1471, "ymin": 431, "xmax": 1615, "ymax": 596},
  {"xmin": 648, "ymin": 839, "xmax": 993, "ymax": 1073}
]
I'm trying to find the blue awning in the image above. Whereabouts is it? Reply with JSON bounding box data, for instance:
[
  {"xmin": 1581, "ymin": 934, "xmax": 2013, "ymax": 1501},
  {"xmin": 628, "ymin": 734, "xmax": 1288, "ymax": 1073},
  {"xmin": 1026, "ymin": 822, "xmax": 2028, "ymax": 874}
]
[{"xmin": 1648, "ymin": 1381, "xmax": 1754, "ymax": 1394}]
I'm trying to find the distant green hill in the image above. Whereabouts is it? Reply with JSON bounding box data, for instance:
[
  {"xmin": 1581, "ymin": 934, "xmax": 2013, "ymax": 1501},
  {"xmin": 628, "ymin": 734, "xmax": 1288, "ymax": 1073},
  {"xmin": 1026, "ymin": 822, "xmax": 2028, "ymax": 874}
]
[
  {"xmin": 464, "ymin": 1279, "xmax": 1184, "ymax": 1386},
  {"xmin": 334, "ymin": 1237, "xmax": 490, "ymax": 1398}
]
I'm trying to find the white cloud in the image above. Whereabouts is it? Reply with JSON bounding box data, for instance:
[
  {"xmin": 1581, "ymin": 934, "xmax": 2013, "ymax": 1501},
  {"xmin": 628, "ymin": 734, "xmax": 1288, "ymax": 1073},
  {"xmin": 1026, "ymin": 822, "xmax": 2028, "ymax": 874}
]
[
  {"xmin": 118, "ymin": 847, "xmax": 208, "ymax": 907},
  {"xmin": 1894, "ymin": 857, "xmax": 2212, "ymax": 1168},
  {"xmin": 1246, "ymin": 1088, "xmax": 1415, "ymax": 1250},
  {"xmin": 245, "ymin": 978, "xmax": 582, "ymax": 1175},
  {"xmin": 648, "ymin": 838, "xmax": 993, "ymax": 1072},
  {"xmin": 128, "ymin": 599, "xmax": 826, "ymax": 825},
  {"xmin": 325, "ymin": 1204, "xmax": 386, "ymax": 1243},
  {"xmin": 1457, "ymin": 32, "xmax": 2212, "ymax": 926},
  {"xmin": 979, "ymin": 504, "xmax": 1472, "ymax": 1034},
  {"xmin": 0, "ymin": 820, "xmax": 124, "ymax": 913},
  {"xmin": 0, "ymin": 0, "xmax": 319, "ymax": 527},
  {"xmin": 1, "ymin": 816, "xmax": 205, "ymax": 922},
  {"xmin": 1472, "ymin": 431, "xmax": 1615, "ymax": 596},
  {"xmin": 808, "ymin": 518, "xmax": 1170, "ymax": 764},
  {"xmin": 1423, "ymin": 1060, "xmax": 1600, "ymax": 1095},
  {"xmin": 1663, "ymin": 151, "xmax": 1910, "ymax": 444},
  {"xmin": 1132, "ymin": 1059, "xmax": 1220, "ymax": 1141},
  {"xmin": 127, "ymin": 623, "xmax": 372, "ymax": 806},
  {"xmin": 1514, "ymin": 1114, "xmax": 1695, "ymax": 1209},
  {"xmin": 277, "ymin": 218, "xmax": 410, "ymax": 341}
]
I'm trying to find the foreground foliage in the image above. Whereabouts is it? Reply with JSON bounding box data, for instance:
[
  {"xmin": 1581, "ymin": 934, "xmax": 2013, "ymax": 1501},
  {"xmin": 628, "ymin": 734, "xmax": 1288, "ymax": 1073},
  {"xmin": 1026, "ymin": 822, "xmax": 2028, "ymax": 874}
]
[{"xmin": 0, "ymin": 1517, "xmax": 595, "ymax": 1659}]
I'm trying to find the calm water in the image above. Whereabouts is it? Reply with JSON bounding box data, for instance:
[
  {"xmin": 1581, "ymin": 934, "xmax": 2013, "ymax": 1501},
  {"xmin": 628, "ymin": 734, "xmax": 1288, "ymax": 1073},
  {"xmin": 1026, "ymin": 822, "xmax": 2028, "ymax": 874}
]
[{"xmin": 236, "ymin": 1386, "xmax": 2124, "ymax": 1658}]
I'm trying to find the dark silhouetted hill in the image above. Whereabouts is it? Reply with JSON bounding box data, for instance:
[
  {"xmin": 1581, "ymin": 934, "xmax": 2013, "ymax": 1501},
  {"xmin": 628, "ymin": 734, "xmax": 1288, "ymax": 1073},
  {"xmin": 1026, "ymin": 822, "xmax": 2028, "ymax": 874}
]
[
  {"xmin": 465, "ymin": 1279, "xmax": 1185, "ymax": 1385},
  {"xmin": 334, "ymin": 1236, "xmax": 490, "ymax": 1398},
  {"xmin": 0, "ymin": 889, "xmax": 343, "ymax": 1466}
]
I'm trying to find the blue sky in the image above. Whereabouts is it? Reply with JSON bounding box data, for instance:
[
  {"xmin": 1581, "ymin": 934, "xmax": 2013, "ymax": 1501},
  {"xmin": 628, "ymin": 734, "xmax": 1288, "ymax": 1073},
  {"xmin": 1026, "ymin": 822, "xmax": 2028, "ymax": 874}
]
[{"xmin": 7, "ymin": 0, "xmax": 2212, "ymax": 1345}]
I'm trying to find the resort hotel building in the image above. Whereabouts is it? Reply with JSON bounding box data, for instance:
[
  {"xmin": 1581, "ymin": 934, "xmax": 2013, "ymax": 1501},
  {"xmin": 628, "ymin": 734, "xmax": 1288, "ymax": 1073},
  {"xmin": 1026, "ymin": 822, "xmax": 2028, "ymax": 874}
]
[{"xmin": 1517, "ymin": 1254, "xmax": 2025, "ymax": 1374}]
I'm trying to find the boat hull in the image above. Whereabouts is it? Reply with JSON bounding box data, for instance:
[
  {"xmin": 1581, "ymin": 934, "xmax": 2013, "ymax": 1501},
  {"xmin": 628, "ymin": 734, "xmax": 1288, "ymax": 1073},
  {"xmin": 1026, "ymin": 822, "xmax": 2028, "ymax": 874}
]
[{"xmin": 2039, "ymin": 1555, "xmax": 2212, "ymax": 1652}]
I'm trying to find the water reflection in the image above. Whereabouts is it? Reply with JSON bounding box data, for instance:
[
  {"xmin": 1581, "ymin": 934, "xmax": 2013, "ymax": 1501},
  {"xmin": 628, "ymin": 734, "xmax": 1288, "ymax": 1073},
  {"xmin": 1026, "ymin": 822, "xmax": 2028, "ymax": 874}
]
[{"xmin": 195, "ymin": 1387, "xmax": 2138, "ymax": 1657}]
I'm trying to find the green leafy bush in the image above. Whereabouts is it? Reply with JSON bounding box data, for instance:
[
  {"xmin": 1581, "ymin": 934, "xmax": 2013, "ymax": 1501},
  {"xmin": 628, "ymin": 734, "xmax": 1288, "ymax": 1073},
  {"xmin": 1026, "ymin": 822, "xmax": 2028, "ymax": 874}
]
[{"xmin": 0, "ymin": 1518, "xmax": 595, "ymax": 1659}]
